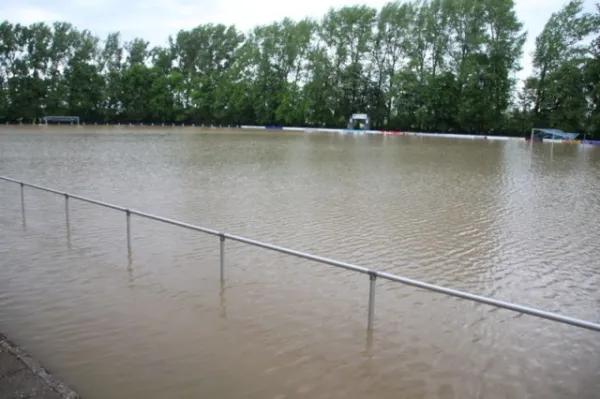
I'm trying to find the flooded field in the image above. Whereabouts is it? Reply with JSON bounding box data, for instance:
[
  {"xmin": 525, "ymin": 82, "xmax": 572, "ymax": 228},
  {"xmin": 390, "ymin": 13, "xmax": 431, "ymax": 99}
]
[{"xmin": 0, "ymin": 126, "xmax": 599, "ymax": 399}]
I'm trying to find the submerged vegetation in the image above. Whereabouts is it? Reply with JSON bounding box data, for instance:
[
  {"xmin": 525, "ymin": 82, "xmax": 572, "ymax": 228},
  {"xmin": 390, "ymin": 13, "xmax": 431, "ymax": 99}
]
[{"xmin": 0, "ymin": 0, "xmax": 598, "ymax": 136}]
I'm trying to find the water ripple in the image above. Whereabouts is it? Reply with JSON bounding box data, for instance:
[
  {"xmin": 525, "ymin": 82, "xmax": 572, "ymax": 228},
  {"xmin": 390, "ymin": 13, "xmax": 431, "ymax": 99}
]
[{"xmin": 0, "ymin": 129, "xmax": 599, "ymax": 399}]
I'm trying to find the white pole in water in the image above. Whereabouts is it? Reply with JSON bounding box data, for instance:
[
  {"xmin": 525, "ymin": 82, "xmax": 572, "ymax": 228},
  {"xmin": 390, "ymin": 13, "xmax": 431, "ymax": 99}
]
[
  {"xmin": 126, "ymin": 210, "xmax": 132, "ymax": 257},
  {"xmin": 65, "ymin": 194, "xmax": 70, "ymax": 230},
  {"xmin": 220, "ymin": 234, "xmax": 225, "ymax": 282},
  {"xmin": 65, "ymin": 193, "xmax": 71, "ymax": 248},
  {"xmin": 367, "ymin": 272, "xmax": 376, "ymax": 330},
  {"xmin": 20, "ymin": 182, "xmax": 26, "ymax": 226}
]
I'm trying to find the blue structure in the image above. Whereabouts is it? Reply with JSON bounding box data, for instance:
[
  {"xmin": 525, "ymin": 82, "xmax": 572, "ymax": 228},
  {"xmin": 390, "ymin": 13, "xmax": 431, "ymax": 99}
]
[{"xmin": 529, "ymin": 128, "xmax": 579, "ymax": 141}]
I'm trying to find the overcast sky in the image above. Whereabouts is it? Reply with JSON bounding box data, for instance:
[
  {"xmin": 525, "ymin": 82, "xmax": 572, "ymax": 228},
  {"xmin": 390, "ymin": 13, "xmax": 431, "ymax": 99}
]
[{"xmin": 0, "ymin": 0, "xmax": 597, "ymax": 80}]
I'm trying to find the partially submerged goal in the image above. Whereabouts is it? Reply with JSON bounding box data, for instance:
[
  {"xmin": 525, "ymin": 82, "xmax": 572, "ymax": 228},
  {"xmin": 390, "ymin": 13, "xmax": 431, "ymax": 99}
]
[
  {"xmin": 347, "ymin": 113, "xmax": 370, "ymax": 130},
  {"xmin": 42, "ymin": 116, "xmax": 80, "ymax": 125}
]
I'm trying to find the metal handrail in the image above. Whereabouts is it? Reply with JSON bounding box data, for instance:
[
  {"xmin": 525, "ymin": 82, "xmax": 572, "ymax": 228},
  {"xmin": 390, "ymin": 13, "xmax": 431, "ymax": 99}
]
[{"xmin": 2, "ymin": 175, "xmax": 600, "ymax": 333}]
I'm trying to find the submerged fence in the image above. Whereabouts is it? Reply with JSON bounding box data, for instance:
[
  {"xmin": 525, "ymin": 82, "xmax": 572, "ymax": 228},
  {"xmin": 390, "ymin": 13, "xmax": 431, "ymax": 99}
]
[{"xmin": 1, "ymin": 175, "xmax": 600, "ymax": 333}]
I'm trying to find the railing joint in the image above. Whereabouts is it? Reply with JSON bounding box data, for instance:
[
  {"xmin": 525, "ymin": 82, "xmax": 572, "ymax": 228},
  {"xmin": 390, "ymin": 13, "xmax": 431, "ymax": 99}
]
[
  {"xmin": 368, "ymin": 270, "xmax": 377, "ymax": 280},
  {"xmin": 219, "ymin": 233, "xmax": 225, "ymax": 241}
]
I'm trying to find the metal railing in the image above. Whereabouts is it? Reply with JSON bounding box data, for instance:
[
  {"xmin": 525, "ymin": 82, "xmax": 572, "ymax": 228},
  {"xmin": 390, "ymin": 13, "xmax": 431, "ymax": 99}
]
[{"xmin": 2, "ymin": 175, "xmax": 600, "ymax": 333}]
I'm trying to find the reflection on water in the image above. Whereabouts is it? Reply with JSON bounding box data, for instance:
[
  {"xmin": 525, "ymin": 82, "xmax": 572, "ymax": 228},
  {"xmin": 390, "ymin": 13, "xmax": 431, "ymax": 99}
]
[{"xmin": 0, "ymin": 127, "xmax": 599, "ymax": 399}]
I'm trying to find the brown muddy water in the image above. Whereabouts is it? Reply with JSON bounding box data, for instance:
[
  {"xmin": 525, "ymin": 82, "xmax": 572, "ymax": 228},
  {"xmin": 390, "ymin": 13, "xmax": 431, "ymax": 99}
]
[{"xmin": 0, "ymin": 126, "xmax": 599, "ymax": 399}]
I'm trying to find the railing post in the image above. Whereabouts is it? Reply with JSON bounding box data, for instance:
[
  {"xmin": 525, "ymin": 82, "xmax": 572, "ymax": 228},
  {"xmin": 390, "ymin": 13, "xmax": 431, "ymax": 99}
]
[
  {"xmin": 219, "ymin": 233, "xmax": 225, "ymax": 282},
  {"xmin": 20, "ymin": 182, "xmax": 26, "ymax": 226},
  {"xmin": 126, "ymin": 209, "xmax": 131, "ymax": 256},
  {"xmin": 64, "ymin": 193, "xmax": 70, "ymax": 246},
  {"xmin": 367, "ymin": 271, "xmax": 377, "ymax": 330},
  {"xmin": 64, "ymin": 193, "xmax": 69, "ymax": 223}
]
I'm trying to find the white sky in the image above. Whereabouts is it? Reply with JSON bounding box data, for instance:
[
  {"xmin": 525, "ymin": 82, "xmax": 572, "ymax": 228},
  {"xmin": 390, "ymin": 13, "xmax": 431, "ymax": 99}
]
[{"xmin": 0, "ymin": 0, "xmax": 597, "ymax": 80}]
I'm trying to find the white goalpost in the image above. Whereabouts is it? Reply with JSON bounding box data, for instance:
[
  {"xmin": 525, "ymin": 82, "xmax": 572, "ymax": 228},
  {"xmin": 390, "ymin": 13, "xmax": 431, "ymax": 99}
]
[
  {"xmin": 42, "ymin": 116, "xmax": 80, "ymax": 125},
  {"xmin": 347, "ymin": 113, "xmax": 370, "ymax": 130}
]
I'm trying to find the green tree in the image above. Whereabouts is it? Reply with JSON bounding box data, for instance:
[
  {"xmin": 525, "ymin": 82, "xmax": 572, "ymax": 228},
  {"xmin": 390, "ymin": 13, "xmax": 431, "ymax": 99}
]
[
  {"xmin": 0, "ymin": 0, "xmax": 597, "ymax": 136},
  {"xmin": 530, "ymin": 0, "xmax": 597, "ymax": 127}
]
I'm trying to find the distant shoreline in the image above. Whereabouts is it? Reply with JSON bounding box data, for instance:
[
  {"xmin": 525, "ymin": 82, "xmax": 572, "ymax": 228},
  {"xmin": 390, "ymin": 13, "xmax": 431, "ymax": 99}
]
[
  {"xmin": 0, "ymin": 122, "xmax": 521, "ymax": 138},
  {"xmin": 1, "ymin": 124, "xmax": 599, "ymax": 145}
]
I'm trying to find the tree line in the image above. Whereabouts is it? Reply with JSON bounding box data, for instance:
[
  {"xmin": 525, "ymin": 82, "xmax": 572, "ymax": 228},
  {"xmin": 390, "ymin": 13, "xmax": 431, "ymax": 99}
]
[{"xmin": 0, "ymin": 0, "xmax": 598, "ymax": 136}]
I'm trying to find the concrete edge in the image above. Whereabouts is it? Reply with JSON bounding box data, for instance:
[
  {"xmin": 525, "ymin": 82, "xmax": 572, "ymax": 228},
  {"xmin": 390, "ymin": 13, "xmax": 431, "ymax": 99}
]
[{"xmin": 0, "ymin": 333, "xmax": 80, "ymax": 399}]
